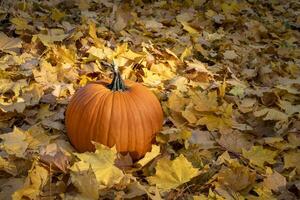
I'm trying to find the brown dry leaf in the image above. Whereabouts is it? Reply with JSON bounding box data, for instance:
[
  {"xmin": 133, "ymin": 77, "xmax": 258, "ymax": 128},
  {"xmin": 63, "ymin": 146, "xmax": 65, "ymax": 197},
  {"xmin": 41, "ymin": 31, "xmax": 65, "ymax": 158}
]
[
  {"xmin": 223, "ymin": 50, "xmax": 238, "ymax": 60},
  {"xmin": 189, "ymin": 130, "xmax": 216, "ymax": 149},
  {"xmin": 40, "ymin": 143, "xmax": 70, "ymax": 173},
  {"xmin": 263, "ymin": 169, "xmax": 286, "ymax": 192},
  {"xmin": 217, "ymin": 163, "xmax": 256, "ymax": 192},
  {"xmin": 253, "ymin": 108, "xmax": 288, "ymax": 121},
  {"xmin": 218, "ymin": 166, "xmax": 256, "ymax": 191},
  {"xmin": 0, "ymin": 32, "xmax": 22, "ymax": 54},
  {"xmin": 217, "ymin": 131, "xmax": 252, "ymax": 153},
  {"xmin": 0, "ymin": 178, "xmax": 24, "ymax": 200}
]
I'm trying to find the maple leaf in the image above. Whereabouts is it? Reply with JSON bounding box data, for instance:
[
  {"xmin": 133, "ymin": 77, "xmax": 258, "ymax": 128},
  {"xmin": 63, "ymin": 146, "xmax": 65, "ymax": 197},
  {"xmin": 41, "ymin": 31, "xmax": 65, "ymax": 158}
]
[
  {"xmin": 0, "ymin": 156, "xmax": 17, "ymax": 176},
  {"xmin": 148, "ymin": 154, "xmax": 199, "ymax": 190},
  {"xmin": 198, "ymin": 102, "xmax": 233, "ymax": 131},
  {"xmin": 10, "ymin": 17, "xmax": 33, "ymax": 31},
  {"xmin": 223, "ymin": 50, "xmax": 238, "ymax": 60},
  {"xmin": 70, "ymin": 143, "xmax": 124, "ymax": 189},
  {"xmin": 180, "ymin": 21, "xmax": 199, "ymax": 36},
  {"xmin": 217, "ymin": 163, "xmax": 256, "ymax": 192},
  {"xmin": 253, "ymin": 108, "xmax": 288, "ymax": 121},
  {"xmin": 189, "ymin": 130, "xmax": 216, "ymax": 149},
  {"xmin": 137, "ymin": 145, "xmax": 160, "ymax": 167},
  {"xmin": 12, "ymin": 164, "xmax": 49, "ymax": 200},
  {"xmin": 217, "ymin": 131, "xmax": 252, "ymax": 153},
  {"xmin": 283, "ymin": 150, "xmax": 300, "ymax": 173},
  {"xmin": 263, "ymin": 168, "xmax": 286, "ymax": 192},
  {"xmin": 51, "ymin": 8, "xmax": 65, "ymax": 22},
  {"xmin": 167, "ymin": 91, "xmax": 187, "ymax": 112},
  {"xmin": 34, "ymin": 29, "xmax": 68, "ymax": 47},
  {"xmin": 242, "ymin": 146, "xmax": 277, "ymax": 168},
  {"xmin": 40, "ymin": 143, "xmax": 70, "ymax": 173},
  {"xmin": 33, "ymin": 60, "xmax": 58, "ymax": 86},
  {"xmin": 249, "ymin": 186, "xmax": 277, "ymax": 200},
  {"xmin": 0, "ymin": 178, "xmax": 24, "ymax": 200},
  {"xmin": 0, "ymin": 32, "xmax": 22, "ymax": 54},
  {"xmin": 71, "ymin": 167, "xmax": 99, "ymax": 200},
  {"xmin": 0, "ymin": 127, "xmax": 29, "ymax": 158},
  {"xmin": 190, "ymin": 90, "xmax": 218, "ymax": 112}
]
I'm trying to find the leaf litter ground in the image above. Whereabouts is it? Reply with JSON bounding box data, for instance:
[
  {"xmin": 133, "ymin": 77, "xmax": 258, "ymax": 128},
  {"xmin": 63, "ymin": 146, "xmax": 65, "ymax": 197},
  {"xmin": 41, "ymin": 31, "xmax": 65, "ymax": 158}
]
[{"xmin": 0, "ymin": 0, "xmax": 299, "ymax": 199}]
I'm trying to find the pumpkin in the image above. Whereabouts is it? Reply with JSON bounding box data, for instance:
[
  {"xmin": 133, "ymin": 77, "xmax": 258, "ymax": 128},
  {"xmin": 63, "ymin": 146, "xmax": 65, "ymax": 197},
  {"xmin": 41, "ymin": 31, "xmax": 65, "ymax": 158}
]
[{"xmin": 65, "ymin": 65, "xmax": 163, "ymax": 159}]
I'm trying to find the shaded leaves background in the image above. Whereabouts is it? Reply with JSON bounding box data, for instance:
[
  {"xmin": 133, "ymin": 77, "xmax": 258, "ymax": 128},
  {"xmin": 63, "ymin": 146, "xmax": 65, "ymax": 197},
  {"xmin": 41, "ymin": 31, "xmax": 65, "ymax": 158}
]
[{"xmin": 0, "ymin": 0, "xmax": 299, "ymax": 199}]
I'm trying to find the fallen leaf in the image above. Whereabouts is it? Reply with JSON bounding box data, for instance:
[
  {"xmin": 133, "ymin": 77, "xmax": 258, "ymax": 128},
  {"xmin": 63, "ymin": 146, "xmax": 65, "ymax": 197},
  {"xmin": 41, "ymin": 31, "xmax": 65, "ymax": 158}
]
[
  {"xmin": 0, "ymin": 156, "xmax": 17, "ymax": 176},
  {"xmin": 0, "ymin": 32, "xmax": 22, "ymax": 54},
  {"xmin": 40, "ymin": 143, "xmax": 70, "ymax": 173},
  {"xmin": 223, "ymin": 50, "xmax": 238, "ymax": 60},
  {"xmin": 263, "ymin": 169, "xmax": 286, "ymax": 192},
  {"xmin": 0, "ymin": 178, "xmax": 24, "ymax": 200},
  {"xmin": 189, "ymin": 130, "xmax": 216, "ymax": 149},
  {"xmin": 138, "ymin": 145, "xmax": 160, "ymax": 167},
  {"xmin": 0, "ymin": 127, "xmax": 29, "ymax": 158},
  {"xmin": 70, "ymin": 143, "xmax": 124, "ymax": 189},
  {"xmin": 217, "ymin": 164, "xmax": 256, "ymax": 191},
  {"xmin": 242, "ymin": 146, "xmax": 277, "ymax": 168},
  {"xmin": 13, "ymin": 164, "xmax": 49, "ymax": 200},
  {"xmin": 283, "ymin": 150, "xmax": 300, "ymax": 173},
  {"xmin": 71, "ymin": 167, "xmax": 99, "ymax": 200},
  {"xmin": 144, "ymin": 19, "xmax": 164, "ymax": 30},
  {"xmin": 34, "ymin": 29, "xmax": 68, "ymax": 47},
  {"xmin": 148, "ymin": 154, "xmax": 199, "ymax": 190}
]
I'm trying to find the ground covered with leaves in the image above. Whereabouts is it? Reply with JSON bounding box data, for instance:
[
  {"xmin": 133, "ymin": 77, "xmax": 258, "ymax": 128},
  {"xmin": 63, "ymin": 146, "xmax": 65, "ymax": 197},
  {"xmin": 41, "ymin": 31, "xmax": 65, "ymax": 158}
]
[{"xmin": 0, "ymin": 0, "xmax": 299, "ymax": 199}]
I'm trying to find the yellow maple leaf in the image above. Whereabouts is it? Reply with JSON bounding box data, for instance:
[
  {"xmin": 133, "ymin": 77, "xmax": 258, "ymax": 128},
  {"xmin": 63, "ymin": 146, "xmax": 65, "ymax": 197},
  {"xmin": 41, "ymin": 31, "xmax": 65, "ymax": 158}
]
[
  {"xmin": 33, "ymin": 60, "xmax": 58, "ymax": 86},
  {"xmin": 88, "ymin": 21, "xmax": 103, "ymax": 48},
  {"xmin": 138, "ymin": 145, "xmax": 160, "ymax": 167},
  {"xmin": 13, "ymin": 163, "xmax": 49, "ymax": 200},
  {"xmin": 71, "ymin": 167, "xmax": 99, "ymax": 200},
  {"xmin": 148, "ymin": 154, "xmax": 199, "ymax": 190},
  {"xmin": 180, "ymin": 21, "xmax": 199, "ymax": 36},
  {"xmin": 34, "ymin": 29, "xmax": 68, "ymax": 47},
  {"xmin": 0, "ymin": 127, "xmax": 28, "ymax": 157},
  {"xmin": 190, "ymin": 90, "xmax": 218, "ymax": 112},
  {"xmin": 242, "ymin": 146, "xmax": 277, "ymax": 168},
  {"xmin": 197, "ymin": 114, "xmax": 232, "ymax": 131},
  {"xmin": 167, "ymin": 91, "xmax": 187, "ymax": 113},
  {"xmin": 283, "ymin": 150, "xmax": 300, "ymax": 173},
  {"xmin": 0, "ymin": 156, "xmax": 17, "ymax": 176},
  {"xmin": 10, "ymin": 17, "xmax": 34, "ymax": 31},
  {"xmin": 70, "ymin": 144, "xmax": 124, "ymax": 189},
  {"xmin": 51, "ymin": 8, "xmax": 65, "ymax": 22},
  {"xmin": 180, "ymin": 46, "xmax": 193, "ymax": 61}
]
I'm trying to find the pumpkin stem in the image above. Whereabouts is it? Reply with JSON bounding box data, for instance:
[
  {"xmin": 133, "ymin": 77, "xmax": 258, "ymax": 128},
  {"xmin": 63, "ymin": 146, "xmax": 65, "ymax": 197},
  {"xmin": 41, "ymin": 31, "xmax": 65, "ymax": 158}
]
[{"xmin": 107, "ymin": 63, "xmax": 126, "ymax": 91}]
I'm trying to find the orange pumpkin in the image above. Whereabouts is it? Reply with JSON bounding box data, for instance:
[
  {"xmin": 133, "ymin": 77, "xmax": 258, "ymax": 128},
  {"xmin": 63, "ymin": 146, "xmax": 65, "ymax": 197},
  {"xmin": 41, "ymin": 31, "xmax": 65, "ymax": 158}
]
[{"xmin": 65, "ymin": 66, "xmax": 163, "ymax": 159}]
